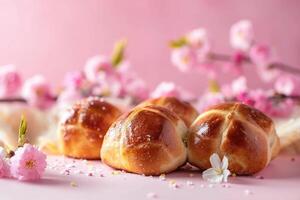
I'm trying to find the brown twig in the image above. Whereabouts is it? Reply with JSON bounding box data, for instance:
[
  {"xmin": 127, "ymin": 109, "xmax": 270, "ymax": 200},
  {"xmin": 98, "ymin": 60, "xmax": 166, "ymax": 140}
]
[
  {"xmin": 0, "ymin": 98, "xmax": 27, "ymax": 103},
  {"xmin": 269, "ymin": 62, "xmax": 300, "ymax": 74},
  {"xmin": 0, "ymin": 96, "xmax": 58, "ymax": 104},
  {"xmin": 210, "ymin": 52, "xmax": 300, "ymax": 75},
  {"xmin": 269, "ymin": 93, "xmax": 300, "ymax": 103}
]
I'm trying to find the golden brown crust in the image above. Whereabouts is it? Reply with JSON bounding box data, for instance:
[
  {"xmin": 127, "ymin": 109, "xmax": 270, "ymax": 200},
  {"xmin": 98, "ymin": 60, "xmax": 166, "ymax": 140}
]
[
  {"xmin": 138, "ymin": 97, "xmax": 199, "ymax": 127},
  {"xmin": 101, "ymin": 105, "xmax": 188, "ymax": 175},
  {"xmin": 188, "ymin": 102, "xmax": 280, "ymax": 175},
  {"xmin": 59, "ymin": 97, "xmax": 122, "ymax": 159}
]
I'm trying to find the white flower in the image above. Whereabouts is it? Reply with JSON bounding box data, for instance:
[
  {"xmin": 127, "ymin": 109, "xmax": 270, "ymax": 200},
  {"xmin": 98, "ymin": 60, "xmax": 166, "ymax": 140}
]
[
  {"xmin": 186, "ymin": 28, "xmax": 210, "ymax": 49},
  {"xmin": 274, "ymin": 75, "xmax": 296, "ymax": 96},
  {"xmin": 230, "ymin": 20, "xmax": 254, "ymax": 51},
  {"xmin": 202, "ymin": 153, "xmax": 231, "ymax": 183},
  {"xmin": 150, "ymin": 82, "xmax": 194, "ymax": 100},
  {"xmin": 186, "ymin": 28, "xmax": 211, "ymax": 62},
  {"xmin": 150, "ymin": 82, "xmax": 180, "ymax": 98},
  {"xmin": 171, "ymin": 46, "xmax": 196, "ymax": 72},
  {"xmin": 231, "ymin": 76, "xmax": 247, "ymax": 95}
]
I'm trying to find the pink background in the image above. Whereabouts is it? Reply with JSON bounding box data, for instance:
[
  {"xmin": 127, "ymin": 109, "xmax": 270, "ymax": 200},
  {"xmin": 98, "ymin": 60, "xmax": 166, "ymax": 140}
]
[{"xmin": 0, "ymin": 0, "xmax": 299, "ymax": 94}]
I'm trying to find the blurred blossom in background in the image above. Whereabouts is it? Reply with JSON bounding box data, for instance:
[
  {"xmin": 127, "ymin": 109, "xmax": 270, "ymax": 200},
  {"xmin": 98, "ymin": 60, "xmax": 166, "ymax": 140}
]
[{"xmin": 0, "ymin": 0, "xmax": 299, "ymax": 95}]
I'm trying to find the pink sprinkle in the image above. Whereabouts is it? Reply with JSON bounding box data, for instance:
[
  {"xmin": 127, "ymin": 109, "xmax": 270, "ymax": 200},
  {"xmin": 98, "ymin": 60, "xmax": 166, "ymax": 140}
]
[
  {"xmin": 186, "ymin": 181, "xmax": 194, "ymax": 186},
  {"xmin": 87, "ymin": 172, "xmax": 93, "ymax": 177},
  {"xmin": 256, "ymin": 175, "xmax": 264, "ymax": 179},
  {"xmin": 244, "ymin": 189, "xmax": 253, "ymax": 195},
  {"xmin": 66, "ymin": 164, "xmax": 76, "ymax": 168},
  {"xmin": 61, "ymin": 170, "xmax": 70, "ymax": 175},
  {"xmin": 208, "ymin": 184, "xmax": 214, "ymax": 188},
  {"xmin": 146, "ymin": 192, "xmax": 157, "ymax": 199},
  {"xmin": 169, "ymin": 181, "xmax": 180, "ymax": 189},
  {"xmin": 222, "ymin": 184, "xmax": 231, "ymax": 188},
  {"xmin": 200, "ymin": 184, "xmax": 205, "ymax": 188}
]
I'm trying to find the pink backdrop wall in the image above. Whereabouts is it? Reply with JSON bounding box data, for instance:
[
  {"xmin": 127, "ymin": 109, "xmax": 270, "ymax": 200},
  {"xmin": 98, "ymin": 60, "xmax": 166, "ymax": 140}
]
[{"xmin": 0, "ymin": 0, "xmax": 299, "ymax": 94}]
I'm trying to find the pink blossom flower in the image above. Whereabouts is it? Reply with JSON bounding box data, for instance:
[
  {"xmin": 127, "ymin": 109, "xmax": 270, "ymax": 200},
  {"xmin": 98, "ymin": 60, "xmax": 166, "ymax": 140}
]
[
  {"xmin": 231, "ymin": 76, "xmax": 248, "ymax": 96},
  {"xmin": 231, "ymin": 51, "xmax": 247, "ymax": 66},
  {"xmin": 249, "ymin": 44, "xmax": 278, "ymax": 82},
  {"xmin": 22, "ymin": 75, "xmax": 55, "ymax": 109},
  {"xmin": 84, "ymin": 55, "xmax": 112, "ymax": 82},
  {"xmin": 196, "ymin": 92, "xmax": 225, "ymax": 112},
  {"xmin": 274, "ymin": 75, "xmax": 297, "ymax": 95},
  {"xmin": 10, "ymin": 144, "xmax": 47, "ymax": 181},
  {"xmin": 57, "ymin": 88, "xmax": 83, "ymax": 104},
  {"xmin": 221, "ymin": 76, "xmax": 247, "ymax": 98},
  {"xmin": 249, "ymin": 44, "xmax": 273, "ymax": 67},
  {"xmin": 0, "ymin": 65, "xmax": 22, "ymax": 98},
  {"xmin": 60, "ymin": 71, "xmax": 93, "ymax": 102},
  {"xmin": 0, "ymin": 147, "xmax": 10, "ymax": 178},
  {"xmin": 171, "ymin": 28, "xmax": 211, "ymax": 73},
  {"xmin": 151, "ymin": 82, "xmax": 194, "ymax": 100},
  {"xmin": 0, "ymin": 157, "xmax": 10, "ymax": 178},
  {"xmin": 115, "ymin": 61, "xmax": 149, "ymax": 100},
  {"xmin": 83, "ymin": 55, "xmax": 126, "ymax": 97},
  {"xmin": 123, "ymin": 77, "xmax": 149, "ymax": 101},
  {"xmin": 0, "ymin": 147, "xmax": 6, "ymax": 158},
  {"xmin": 267, "ymin": 99, "xmax": 294, "ymax": 118},
  {"xmin": 186, "ymin": 28, "xmax": 210, "ymax": 57},
  {"xmin": 221, "ymin": 85, "xmax": 233, "ymax": 98},
  {"xmin": 236, "ymin": 92, "xmax": 256, "ymax": 106},
  {"xmin": 230, "ymin": 20, "xmax": 254, "ymax": 51},
  {"xmin": 151, "ymin": 82, "xmax": 181, "ymax": 98},
  {"xmin": 63, "ymin": 71, "xmax": 86, "ymax": 90},
  {"xmin": 92, "ymin": 74, "xmax": 123, "ymax": 97},
  {"xmin": 238, "ymin": 89, "xmax": 270, "ymax": 109},
  {"xmin": 171, "ymin": 46, "xmax": 197, "ymax": 72},
  {"xmin": 116, "ymin": 60, "xmax": 131, "ymax": 75},
  {"xmin": 236, "ymin": 89, "xmax": 294, "ymax": 117},
  {"xmin": 256, "ymin": 66, "xmax": 279, "ymax": 82}
]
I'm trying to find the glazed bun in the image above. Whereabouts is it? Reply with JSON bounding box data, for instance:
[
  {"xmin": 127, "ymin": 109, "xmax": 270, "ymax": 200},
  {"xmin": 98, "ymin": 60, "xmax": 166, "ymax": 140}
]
[
  {"xmin": 101, "ymin": 105, "xmax": 187, "ymax": 175},
  {"xmin": 59, "ymin": 97, "xmax": 122, "ymax": 159},
  {"xmin": 138, "ymin": 97, "xmax": 198, "ymax": 127},
  {"xmin": 187, "ymin": 102, "xmax": 280, "ymax": 175}
]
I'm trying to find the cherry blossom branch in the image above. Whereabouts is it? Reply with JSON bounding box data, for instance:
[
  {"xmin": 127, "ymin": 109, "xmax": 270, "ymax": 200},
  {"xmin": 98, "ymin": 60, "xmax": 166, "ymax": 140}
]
[
  {"xmin": 0, "ymin": 96, "xmax": 57, "ymax": 104},
  {"xmin": 269, "ymin": 62, "xmax": 300, "ymax": 75},
  {"xmin": 0, "ymin": 98, "xmax": 27, "ymax": 103},
  {"xmin": 209, "ymin": 52, "xmax": 300, "ymax": 75},
  {"xmin": 269, "ymin": 93, "xmax": 300, "ymax": 103}
]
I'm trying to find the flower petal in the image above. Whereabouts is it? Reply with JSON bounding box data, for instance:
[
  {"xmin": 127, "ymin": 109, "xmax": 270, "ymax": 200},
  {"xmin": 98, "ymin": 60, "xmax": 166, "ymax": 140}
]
[
  {"xmin": 202, "ymin": 168, "xmax": 218, "ymax": 180},
  {"xmin": 210, "ymin": 153, "xmax": 221, "ymax": 169},
  {"xmin": 210, "ymin": 175, "xmax": 224, "ymax": 183},
  {"xmin": 222, "ymin": 155, "xmax": 229, "ymax": 170},
  {"xmin": 203, "ymin": 168, "xmax": 223, "ymax": 183},
  {"xmin": 223, "ymin": 169, "xmax": 231, "ymax": 183}
]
